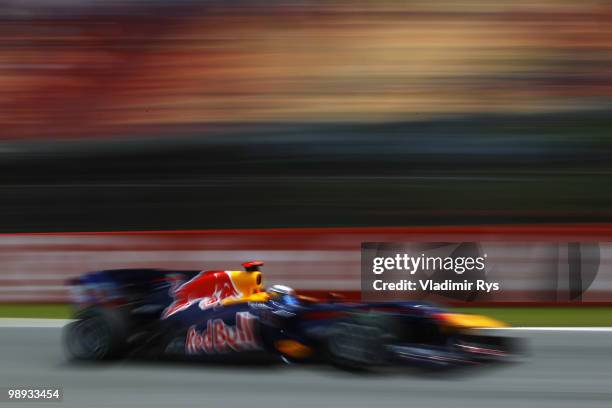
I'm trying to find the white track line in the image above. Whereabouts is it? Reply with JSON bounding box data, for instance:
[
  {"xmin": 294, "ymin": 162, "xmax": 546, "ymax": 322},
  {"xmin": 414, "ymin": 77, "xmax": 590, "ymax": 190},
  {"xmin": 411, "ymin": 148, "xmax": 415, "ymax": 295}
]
[
  {"xmin": 499, "ymin": 327, "xmax": 612, "ymax": 332},
  {"xmin": 0, "ymin": 318, "xmax": 72, "ymax": 328},
  {"xmin": 0, "ymin": 318, "xmax": 612, "ymax": 331}
]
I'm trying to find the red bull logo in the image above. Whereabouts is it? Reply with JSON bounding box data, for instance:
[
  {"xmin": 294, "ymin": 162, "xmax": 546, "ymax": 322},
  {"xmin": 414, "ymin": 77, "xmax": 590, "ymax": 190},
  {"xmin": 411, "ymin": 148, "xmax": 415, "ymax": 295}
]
[
  {"xmin": 186, "ymin": 312, "xmax": 259, "ymax": 354},
  {"xmin": 163, "ymin": 270, "xmax": 242, "ymax": 318}
]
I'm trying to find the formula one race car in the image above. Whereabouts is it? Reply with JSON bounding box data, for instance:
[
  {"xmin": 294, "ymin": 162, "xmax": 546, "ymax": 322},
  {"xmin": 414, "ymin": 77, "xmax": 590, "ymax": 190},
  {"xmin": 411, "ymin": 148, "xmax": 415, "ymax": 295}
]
[{"xmin": 63, "ymin": 261, "xmax": 522, "ymax": 370}]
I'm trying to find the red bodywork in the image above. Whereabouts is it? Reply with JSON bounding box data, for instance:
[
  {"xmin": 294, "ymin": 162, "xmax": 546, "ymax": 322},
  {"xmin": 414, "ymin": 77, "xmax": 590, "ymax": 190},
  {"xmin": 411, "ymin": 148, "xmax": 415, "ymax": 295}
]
[{"xmin": 162, "ymin": 270, "xmax": 241, "ymax": 318}]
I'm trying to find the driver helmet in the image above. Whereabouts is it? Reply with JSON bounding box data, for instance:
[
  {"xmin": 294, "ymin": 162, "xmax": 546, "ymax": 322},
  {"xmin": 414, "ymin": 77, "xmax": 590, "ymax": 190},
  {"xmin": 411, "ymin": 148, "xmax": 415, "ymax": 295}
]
[{"xmin": 267, "ymin": 284, "xmax": 296, "ymax": 296}]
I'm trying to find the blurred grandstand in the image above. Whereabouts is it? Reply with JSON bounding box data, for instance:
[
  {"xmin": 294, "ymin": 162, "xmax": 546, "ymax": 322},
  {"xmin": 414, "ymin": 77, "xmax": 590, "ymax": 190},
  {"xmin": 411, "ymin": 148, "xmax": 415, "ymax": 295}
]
[{"xmin": 0, "ymin": 0, "xmax": 611, "ymax": 232}]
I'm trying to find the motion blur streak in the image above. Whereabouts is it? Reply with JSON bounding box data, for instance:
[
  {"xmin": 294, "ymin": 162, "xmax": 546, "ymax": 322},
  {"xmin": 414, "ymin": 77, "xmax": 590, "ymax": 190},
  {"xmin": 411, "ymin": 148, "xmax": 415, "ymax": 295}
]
[
  {"xmin": 1, "ymin": 328, "xmax": 610, "ymax": 408},
  {"xmin": 0, "ymin": 1, "xmax": 611, "ymax": 232},
  {"xmin": 2, "ymin": 227, "xmax": 612, "ymax": 303},
  {"xmin": 1, "ymin": 3, "xmax": 611, "ymax": 407},
  {"xmin": 2, "ymin": 0, "xmax": 612, "ymax": 137}
]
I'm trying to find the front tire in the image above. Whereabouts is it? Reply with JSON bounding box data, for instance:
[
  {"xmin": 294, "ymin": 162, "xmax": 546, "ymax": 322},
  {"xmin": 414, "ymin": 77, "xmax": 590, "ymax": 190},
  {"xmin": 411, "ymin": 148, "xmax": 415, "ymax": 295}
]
[{"xmin": 327, "ymin": 321, "xmax": 386, "ymax": 371}]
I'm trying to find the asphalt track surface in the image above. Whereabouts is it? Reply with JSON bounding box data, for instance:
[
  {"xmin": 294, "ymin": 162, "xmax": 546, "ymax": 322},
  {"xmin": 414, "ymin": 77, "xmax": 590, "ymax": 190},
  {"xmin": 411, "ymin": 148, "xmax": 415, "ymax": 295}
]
[{"xmin": 0, "ymin": 325, "xmax": 611, "ymax": 408}]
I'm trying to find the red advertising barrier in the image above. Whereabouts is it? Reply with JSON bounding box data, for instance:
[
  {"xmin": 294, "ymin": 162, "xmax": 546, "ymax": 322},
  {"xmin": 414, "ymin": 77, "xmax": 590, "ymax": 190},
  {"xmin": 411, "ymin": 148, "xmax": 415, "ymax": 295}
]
[{"xmin": 1, "ymin": 225, "xmax": 612, "ymax": 304}]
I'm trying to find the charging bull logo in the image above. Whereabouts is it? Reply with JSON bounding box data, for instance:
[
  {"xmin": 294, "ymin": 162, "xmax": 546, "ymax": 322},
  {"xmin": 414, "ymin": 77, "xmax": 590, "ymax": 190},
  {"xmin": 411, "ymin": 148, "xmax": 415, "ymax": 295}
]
[
  {"xmin": 186, "ymin": 312, "xmax": 259, "ymax": 354},
  {"xmin": 163, "ymin": 271, "xmax": 242, "ymax": 318}
]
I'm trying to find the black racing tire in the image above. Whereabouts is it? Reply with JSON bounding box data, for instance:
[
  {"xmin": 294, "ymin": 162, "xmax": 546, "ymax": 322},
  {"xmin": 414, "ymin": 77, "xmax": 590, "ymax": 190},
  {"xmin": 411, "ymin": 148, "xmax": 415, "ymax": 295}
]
[
  {"xmin": 326, "ymin": 320, "xmax": 387, "ymax": 371},
  {"xmin": 63, "ymin": 308, "xmax": 130, "ymax": 361}
]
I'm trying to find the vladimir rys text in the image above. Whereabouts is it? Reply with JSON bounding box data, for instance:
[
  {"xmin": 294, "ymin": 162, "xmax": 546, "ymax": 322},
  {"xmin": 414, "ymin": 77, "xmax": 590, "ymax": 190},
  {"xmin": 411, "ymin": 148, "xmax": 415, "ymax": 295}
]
[{"xmin": 371, "ymin": 253, "xmax": 500, "ymax": 293}]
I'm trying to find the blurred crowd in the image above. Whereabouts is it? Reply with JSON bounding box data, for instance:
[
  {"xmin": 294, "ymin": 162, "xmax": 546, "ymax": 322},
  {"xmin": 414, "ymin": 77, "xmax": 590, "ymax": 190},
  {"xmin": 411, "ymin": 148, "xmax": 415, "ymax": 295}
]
[
  {"xmin": 2, "ymin": 0, "xmax": 612, "ymax": 139},
  {"xmin": 0, "ymin": 1, "xmax": 611, "ymax": 231}
]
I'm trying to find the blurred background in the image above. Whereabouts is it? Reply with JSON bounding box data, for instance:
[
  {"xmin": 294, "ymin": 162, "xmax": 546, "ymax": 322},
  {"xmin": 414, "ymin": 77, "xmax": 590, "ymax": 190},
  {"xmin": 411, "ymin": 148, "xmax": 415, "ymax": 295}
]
[
  {"xmin": 2, "ymin": 0, "xmax": 612, "ymax": 304},
  {"xmin": 1, "ymin": 0, "xmax": 612, "ymax": 232}
]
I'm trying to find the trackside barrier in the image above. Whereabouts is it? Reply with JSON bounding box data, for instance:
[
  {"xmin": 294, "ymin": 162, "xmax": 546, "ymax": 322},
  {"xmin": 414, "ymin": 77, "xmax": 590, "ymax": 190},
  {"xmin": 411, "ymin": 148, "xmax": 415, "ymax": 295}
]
[{"xmin": 1, "ymin": 226, "xmax": 612, "ymax": 304}]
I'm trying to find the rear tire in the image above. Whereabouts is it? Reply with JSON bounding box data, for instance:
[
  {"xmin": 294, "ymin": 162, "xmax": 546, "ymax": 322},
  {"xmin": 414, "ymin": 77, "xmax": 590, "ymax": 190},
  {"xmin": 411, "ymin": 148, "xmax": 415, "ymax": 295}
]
[{"xmin": 63, "ymin": 308, "xmax": 129, "ymax": 361}]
